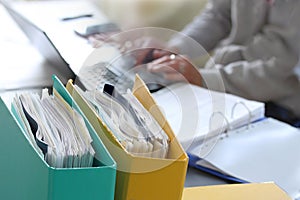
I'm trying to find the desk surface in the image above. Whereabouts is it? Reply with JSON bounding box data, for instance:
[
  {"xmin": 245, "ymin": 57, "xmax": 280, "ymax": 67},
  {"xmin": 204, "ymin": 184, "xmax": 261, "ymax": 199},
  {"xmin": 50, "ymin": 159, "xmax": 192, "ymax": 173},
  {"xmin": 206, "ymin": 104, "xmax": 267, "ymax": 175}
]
[
  {"xmin": 185, "ymin": 166, "xmax": 230, "ymax": 187},
  {"xmin": 0, "ymin": 1, "xmax": 231, "ymax": 188},
  {"xmin": 0, "ymin": 5, "xmax": 68, "ymax": 91}
]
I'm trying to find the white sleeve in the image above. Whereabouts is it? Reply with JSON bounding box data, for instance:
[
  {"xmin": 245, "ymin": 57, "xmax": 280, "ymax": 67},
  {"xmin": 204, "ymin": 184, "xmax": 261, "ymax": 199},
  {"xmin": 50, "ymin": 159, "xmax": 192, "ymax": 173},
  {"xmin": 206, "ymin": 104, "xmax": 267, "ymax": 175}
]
[
  {"xmin": 201, "ymin": 55, "xmax": 299, "ymax": 102},
  {"xmin": 168, "ymin": 0, "xmax": 232, "ymax": 58}
]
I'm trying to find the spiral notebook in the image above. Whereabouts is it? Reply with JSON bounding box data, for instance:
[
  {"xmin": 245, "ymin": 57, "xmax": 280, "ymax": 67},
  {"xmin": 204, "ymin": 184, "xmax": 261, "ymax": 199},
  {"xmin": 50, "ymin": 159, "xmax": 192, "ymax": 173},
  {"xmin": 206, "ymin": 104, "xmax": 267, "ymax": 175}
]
[{"xmin": 188, "ymin": 118, "xmax": 300, "ymax": 199}]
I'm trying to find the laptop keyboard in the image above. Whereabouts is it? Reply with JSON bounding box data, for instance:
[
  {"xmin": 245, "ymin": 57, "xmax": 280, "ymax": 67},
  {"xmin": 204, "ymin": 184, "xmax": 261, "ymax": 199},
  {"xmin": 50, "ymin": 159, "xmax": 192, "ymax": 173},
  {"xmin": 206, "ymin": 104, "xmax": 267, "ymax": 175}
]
[{"xmin": 78, "ymin": 62, "xmax": 134, "ymax": 92}]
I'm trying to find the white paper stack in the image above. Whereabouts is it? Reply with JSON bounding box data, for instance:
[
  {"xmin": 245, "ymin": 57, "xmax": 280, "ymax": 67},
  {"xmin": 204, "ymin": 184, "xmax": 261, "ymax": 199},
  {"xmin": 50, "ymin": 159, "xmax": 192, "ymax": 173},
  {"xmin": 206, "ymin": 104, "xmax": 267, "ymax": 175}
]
[
  {"xmin": 12, "ymin": 89, "xmax": 95, "ymax": 168},
  {"xmin": 80, "ymin": 86, "xmax": 169, "ymax": 159}
]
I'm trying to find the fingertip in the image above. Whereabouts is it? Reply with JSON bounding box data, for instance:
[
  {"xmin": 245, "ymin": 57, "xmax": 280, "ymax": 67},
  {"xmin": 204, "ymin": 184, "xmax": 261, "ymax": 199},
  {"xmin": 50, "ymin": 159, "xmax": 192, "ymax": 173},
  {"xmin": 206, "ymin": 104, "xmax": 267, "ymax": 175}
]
[
  {"xmin": 149, "ymin": 64, "xmax": 166, "ymax": 73},
  {"xmin": 146, "ymin": 63, "xmax": 152, "ymax": 71},
  {"xmin": 146, "ymin": 63, "xmax": 156, "ymax": 72},
  {"xmin": 153, "ymin": 49, "xmax": 168, "ymax": 59},
  {"xmin": 152, "ymin": 49, "xmax": 161, "ymax": 58}
]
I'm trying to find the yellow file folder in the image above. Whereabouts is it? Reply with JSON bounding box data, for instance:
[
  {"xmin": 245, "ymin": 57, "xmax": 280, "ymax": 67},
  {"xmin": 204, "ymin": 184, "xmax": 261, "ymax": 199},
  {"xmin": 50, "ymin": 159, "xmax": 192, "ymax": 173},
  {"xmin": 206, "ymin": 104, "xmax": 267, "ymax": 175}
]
[
  {"xmin": 66, "ymin": 75, "xmax": 188, "ymax": 200},
  {"xmin": 182, "ymin": 183, "xmax": 291, "ymax": 200}
]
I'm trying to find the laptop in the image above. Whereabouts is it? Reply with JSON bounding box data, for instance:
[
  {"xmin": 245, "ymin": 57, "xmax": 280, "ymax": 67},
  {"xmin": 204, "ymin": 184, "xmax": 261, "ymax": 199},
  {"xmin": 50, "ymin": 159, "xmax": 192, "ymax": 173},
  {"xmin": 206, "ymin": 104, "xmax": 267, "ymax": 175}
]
[
  {"xmin": 0, "ymin": 0, "xmax": 75, "ymax": 80},
  {"xmin": 1, "ymin": 0, "xmax": 167, "ymax": 92}
]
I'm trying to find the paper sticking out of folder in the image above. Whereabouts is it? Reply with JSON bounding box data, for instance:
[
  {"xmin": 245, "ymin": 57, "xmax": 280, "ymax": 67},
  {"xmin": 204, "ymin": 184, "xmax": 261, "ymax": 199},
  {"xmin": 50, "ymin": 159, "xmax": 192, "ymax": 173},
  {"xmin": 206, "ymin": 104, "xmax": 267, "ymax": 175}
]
[
  {"xmin": 11, "ymin": 89, "xmax": 95, "ymax": 168},
  {"xmin": 76, "ymin": 83, "xmax": 170, "ymax": 159}
]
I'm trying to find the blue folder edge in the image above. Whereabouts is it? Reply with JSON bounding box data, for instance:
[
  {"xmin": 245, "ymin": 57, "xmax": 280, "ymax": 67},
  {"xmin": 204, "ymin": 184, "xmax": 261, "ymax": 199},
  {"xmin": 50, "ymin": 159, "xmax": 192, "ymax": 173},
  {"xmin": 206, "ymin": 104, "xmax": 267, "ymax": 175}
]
[
  {"xmin": 187, "ymin": 153, "xmax": 248, "ymax": 183},
  {"xmin": 187, "ymin": 117, "xmax": 268, "ymax": 183}
]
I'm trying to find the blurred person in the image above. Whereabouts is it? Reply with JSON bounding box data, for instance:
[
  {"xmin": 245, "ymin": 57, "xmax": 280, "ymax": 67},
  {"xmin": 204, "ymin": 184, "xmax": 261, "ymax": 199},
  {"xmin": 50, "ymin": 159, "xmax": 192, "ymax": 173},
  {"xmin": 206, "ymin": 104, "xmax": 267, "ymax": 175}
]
[{"xmin": 144, "ymin": 0, "xmax": 300, "ymax": 126}]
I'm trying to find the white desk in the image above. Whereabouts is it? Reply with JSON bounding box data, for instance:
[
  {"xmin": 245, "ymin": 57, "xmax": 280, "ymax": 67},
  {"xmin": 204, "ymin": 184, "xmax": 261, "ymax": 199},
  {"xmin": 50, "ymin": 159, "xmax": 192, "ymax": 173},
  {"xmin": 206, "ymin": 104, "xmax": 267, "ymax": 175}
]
[{"xmin": 0, "ymin": 5, "xmax": 68, "ymax": 91}]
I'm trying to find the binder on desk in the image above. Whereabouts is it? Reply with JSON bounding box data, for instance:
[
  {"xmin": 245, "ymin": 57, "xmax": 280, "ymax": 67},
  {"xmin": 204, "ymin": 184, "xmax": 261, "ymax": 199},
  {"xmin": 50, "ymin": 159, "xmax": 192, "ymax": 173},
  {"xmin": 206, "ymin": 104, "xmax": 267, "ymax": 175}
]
[
  {"xmin": 182, "ymin": 182, "xmax": 291, "ymax": 200},
  {"xmin": 152, "ymin": 82, "xmax": 265, "ymax": 150},
  {"xmin": 188, "ymin": 118, "xmax": 300, "ymax": 199},
  {"xmin": 0, "ymin": 75, "xmax": 117, "ymax": 200},
  {"xmin": 66, "ymin": 75, "xmax": 188, "ymax": 200},
  {"xmin": 152, "ymin": 83, "xmax": 300, "ymax": 199}
]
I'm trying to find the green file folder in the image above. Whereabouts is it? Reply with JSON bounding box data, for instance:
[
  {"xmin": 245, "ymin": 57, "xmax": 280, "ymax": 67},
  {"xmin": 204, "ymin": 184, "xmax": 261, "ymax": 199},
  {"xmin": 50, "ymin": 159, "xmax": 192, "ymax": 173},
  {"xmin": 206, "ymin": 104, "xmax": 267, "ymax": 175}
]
[{"xmin": 0, "ymin": 76, "xmax": 117, "ymax": 200}]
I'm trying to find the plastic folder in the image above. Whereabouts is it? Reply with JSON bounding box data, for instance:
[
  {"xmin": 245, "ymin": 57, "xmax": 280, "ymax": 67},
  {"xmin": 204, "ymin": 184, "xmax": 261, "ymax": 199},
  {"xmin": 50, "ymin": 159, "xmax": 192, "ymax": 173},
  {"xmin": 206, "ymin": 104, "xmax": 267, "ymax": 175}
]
[
  {"xmin": 0, "ymin": 76, "xmax": 117, "ymax": 200},
  {"xmin": 188, "ymin": 153, "xmax": 248, "ymax": 183},
  {"xmin": 66, "ymin": 75, "xmax": 189, "ymax": 200},
  {"xmin": 182, "ymin": 182, "xmax": 291, "ymax": 200}
]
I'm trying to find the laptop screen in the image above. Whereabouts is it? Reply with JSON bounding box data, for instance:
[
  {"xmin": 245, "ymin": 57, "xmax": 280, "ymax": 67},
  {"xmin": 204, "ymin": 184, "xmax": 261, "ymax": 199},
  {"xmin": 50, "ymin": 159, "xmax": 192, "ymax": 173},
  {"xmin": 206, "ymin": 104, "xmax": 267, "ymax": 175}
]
[{"xmin": 0, "ymin": 0, "xmax": 75, "ymax": 80}]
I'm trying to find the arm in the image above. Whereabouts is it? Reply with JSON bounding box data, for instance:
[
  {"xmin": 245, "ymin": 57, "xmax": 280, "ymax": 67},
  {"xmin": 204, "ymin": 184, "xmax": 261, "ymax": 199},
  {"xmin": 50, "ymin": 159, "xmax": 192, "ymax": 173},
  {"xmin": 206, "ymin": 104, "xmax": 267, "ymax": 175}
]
[
  {"xmin": 168, "ymin": 0, "xmax": 232, "ymax": 58},
  {"xmin": 149, "ymin": 24, "xmax": 299, "ymax": 102},
  {"xmin": 134, "ymin": 0, "xmax": 232, "ymax": 65},
  {"xmin": 202, "ymin": 24, "xmax": 300, "ymax": 102},
  {"xmin": 201, "ymin": 54, "xmax": 299, "ymax": 102}
]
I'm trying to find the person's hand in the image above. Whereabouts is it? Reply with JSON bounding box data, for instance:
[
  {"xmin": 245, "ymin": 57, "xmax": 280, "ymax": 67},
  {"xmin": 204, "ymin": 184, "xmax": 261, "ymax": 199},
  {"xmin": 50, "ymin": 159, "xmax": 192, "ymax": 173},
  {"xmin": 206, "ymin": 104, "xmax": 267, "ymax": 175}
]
[
  {"xmin": 132, "ymin": 38, "xmax": 171, "ymax": 65},
  {"xmin": 147, "ymin": 54, "xmax": 202, "ymax": 86},
  {"xmin": 134, "ymin": 48, "xmax": 173, "ymax": 65}
]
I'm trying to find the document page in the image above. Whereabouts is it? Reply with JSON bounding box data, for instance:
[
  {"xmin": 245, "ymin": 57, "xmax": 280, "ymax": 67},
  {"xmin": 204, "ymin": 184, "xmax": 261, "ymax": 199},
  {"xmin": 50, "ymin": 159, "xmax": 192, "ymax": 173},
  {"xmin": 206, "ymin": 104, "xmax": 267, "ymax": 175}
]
[
  {"xmin": 191, "ymin": 118, "xmax": 300, "ymax": 199},
  {"xmin": 11, "ymin": 89, "xmax": 95, "ymax": 168},
  {"xmin": 78, "ymin": 85, "xmax": 169, "ymax": 158},
  {"xmin": 152, "ymin": 83, "xmax": 265, "ymax": 149}
]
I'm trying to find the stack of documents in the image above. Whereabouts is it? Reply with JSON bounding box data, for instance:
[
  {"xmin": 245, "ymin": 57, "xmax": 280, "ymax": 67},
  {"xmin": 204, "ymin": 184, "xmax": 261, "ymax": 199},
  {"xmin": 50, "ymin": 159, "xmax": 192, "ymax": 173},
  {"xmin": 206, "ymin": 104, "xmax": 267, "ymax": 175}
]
[
  {"xmin": 66, "ymin": 75, "xmax": 188, "ymax": 200},
  {"xmin": 78, "ymin": 84, "xmax": 169, "ymax": 158},
  {"xmin": 0, "ymin": 75, "xmax": 117, "ymax": 200},
  {"xmin": 12, "ymin": 88, "xmax": 95, "ymax": 168}
]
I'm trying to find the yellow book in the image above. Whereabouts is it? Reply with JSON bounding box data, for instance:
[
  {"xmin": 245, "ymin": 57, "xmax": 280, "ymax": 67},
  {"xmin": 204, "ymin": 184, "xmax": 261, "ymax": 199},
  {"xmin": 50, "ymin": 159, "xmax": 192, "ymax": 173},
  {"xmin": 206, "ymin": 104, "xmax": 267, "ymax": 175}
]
[{"xmin": 182, "ymin": 183, "xmax": 291, "ymax": 200}]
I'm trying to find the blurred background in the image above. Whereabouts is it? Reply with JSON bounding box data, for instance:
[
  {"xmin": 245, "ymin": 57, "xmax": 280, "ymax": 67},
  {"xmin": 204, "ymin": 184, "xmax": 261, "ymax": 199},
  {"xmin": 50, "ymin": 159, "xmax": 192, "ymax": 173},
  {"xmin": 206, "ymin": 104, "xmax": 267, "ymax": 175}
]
[
  {"xmin": 94, "ymin": 0, "xmax": 208, "ymax": 30},
  {"xmin": 11, "ymin": 0, "xmax": 208, "ymax": 31}
]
